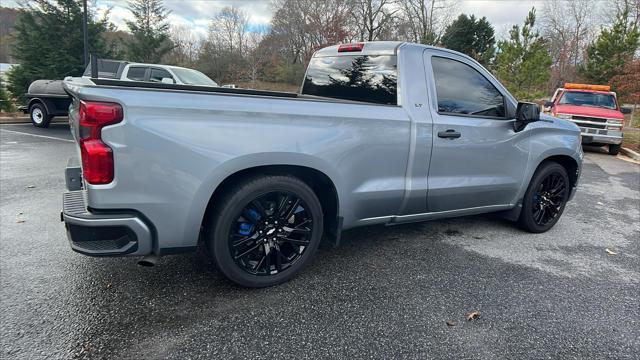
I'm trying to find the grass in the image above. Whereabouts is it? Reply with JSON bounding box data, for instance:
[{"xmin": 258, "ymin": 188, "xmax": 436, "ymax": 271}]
[{"xmin": 623, "ymin": 128, "xmax": 640, "ymax": 152}]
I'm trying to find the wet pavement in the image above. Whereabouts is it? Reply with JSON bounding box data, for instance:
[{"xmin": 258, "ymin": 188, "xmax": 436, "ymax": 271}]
[{"xmin": 1, "ymin": 123, "xmax": 639, "ymax": 359}]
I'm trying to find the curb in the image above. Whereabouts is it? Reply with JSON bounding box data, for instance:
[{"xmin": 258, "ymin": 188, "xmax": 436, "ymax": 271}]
[
  {"xmin": 0, "ymin": 117, "xmax": 68, "ymax": 125},
  {"xmin": 620, "ymin": 147, "xmax": 640, "ymax": 161}
]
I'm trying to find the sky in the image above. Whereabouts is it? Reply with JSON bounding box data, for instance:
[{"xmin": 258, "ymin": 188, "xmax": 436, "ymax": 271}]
[{"xmin": 4, "ymin": 0, "xmax": 546, "ymax": 39}]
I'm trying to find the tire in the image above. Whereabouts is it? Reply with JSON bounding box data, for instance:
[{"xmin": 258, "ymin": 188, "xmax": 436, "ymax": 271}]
[
  {"xmin": 206, "ymin": 175, "xmax": 324, "ymax": 287},
  {"xmin": 608, "ymin": 144, "xmax": 621, "ymax": 156},
  {"xmin": 519, "ymin": 162, "xmax": 570, "ymax": 233},
  {"xmin": 30, "ymin": 103, "xmax": 52, "ymax": 128}
]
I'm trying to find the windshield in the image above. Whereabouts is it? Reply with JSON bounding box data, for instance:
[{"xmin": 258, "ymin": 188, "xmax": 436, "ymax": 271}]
[
  {"xmin": 559, "ymin": 91, "xmax": 617, "ymax": 109},
  {"xmin": 172, "ymin": 68, "xmax": 218, "ymax": 86}
]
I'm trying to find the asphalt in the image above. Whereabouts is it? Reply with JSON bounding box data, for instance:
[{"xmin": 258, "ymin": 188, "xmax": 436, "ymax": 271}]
[{"xmin": 1, "ymin": 123, "xmax": 639, "ymax": 359}]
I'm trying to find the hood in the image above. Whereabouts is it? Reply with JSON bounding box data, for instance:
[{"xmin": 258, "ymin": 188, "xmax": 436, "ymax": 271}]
[{"xmin": 553, "ymin": 104, "xmax": 623, "ymax": 119}]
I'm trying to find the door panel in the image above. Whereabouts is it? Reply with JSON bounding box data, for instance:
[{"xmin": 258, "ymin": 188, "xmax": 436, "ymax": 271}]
[
  {"xmin": 428, "ymin": 115, "xmax": 529, "ymax": 211},
  {"xmin": 425, "ymin": 53, "xmax": 529, "ymax": 212}
]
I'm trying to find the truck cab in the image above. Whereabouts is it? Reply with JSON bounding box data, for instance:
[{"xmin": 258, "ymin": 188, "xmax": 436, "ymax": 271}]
[{"xmin": 545, "ymin": 83, "xmax": 631, "ymax": 155}]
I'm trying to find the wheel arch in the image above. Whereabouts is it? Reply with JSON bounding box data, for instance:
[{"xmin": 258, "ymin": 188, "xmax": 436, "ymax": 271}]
[
  {"xmin": 27, "ymin": 97, "xmax": 54, "ymax": 114},
  {"xmin": 503, "ymin": 152, "xmax": 581, "ymax": 222},
  {"xmin": 200, "ymin": 164, "xmax": 341, "ymax": 246},
  {"xmin": 540, "ymin": 154, "xmax": 580, "ymax": 191}
]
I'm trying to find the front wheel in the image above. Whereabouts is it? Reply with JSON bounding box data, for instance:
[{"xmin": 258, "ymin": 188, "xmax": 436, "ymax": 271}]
[
  {"xmin": 206, "ymin": 175, "xmax": 323, "ymax": 287},
  {"xmin": 519, "ymin": 162, "xmax": 570, "ymax": 233},
  {"xmin": 608, "ymin": 144, "xmax": 621, "ymax": 156}
]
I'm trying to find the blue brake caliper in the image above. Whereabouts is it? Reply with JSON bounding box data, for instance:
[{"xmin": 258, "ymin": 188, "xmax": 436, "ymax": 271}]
[{"xmin": 238, "ymin": 208, "xmax": 261, "ymax": 236}]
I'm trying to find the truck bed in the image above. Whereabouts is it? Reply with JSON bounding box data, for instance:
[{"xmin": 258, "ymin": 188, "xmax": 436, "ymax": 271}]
[{"xmin": 91, "ymin": 78, "xmax": 300, "ymax": 99}]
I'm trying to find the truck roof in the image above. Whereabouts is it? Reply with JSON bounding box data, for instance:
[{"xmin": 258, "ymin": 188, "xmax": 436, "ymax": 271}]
[{"xmin": 312, "ymin": 41, "xmax": 478, "ymax": 61}]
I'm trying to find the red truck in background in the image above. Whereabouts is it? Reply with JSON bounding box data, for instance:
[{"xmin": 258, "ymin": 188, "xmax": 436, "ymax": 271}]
[{"xmin": 545, "ymin": 83, "xmax": 632, "ymax": 155}]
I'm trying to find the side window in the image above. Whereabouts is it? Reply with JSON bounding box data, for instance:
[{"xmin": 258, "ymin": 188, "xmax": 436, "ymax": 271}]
[
  {"xmin": 149, "ymin": 68, "xmax": 173, "ymax": 83},
  {"xmin": 126, "ymin": 66, "xmax": 147, "ymax": 81},
  {"xmin": 431, "ymin": 56, "xmax": 505, "ymax": 118}
]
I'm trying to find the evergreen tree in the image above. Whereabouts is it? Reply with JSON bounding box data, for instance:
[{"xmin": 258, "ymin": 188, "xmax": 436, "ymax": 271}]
[
  {"xmin": 6, "ymin": 0, "xmax": 111, "ymax": 102},
  {"xmin": 125, "ymin": 0, "xmax": 173, "ymax": 63},
  {"xmin": 1, "ymin": 81, "xmax": 15, "ymax": 112},
  {"xmin": 441, "ymin": 14, "xmax": 495, "ymax": 66},
  {"xmin": 579, "ymin": 7, "xmax": 639, "ymax": 85},
  {"xmin": 493, "ymin": 7, "xmax": 551, "ymax": 100}
]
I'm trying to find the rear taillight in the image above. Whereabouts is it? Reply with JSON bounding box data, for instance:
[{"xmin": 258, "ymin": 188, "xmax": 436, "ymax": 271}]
[
  {"xmin": 338, "ymin": 43, "xmax": 364, "ymax": 52},
  {"xmin": 79, "ymin": 101, "xmax": 123, "ymax": 184}
]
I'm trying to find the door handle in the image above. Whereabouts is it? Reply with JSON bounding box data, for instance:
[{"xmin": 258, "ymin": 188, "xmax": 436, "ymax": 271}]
[{"xmin": 437, "ymin": 129, "xmax": 461, "ymax": 139}]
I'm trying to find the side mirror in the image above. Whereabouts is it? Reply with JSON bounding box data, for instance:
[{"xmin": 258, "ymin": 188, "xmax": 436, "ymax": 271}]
[
  {"xmin": 161, "ymin": 77, "xmax": 175, "ymax": 84},
  {"xmin": 514, "ymin": 102, "xmax": 541, "ymax": 132},
  {"xmin": 544, "ymin": 101, "xmax": 554, "ymax": 108},
  {"xmin": 620, "ymin": 107, "xmax": 632, "ymax": 115}
]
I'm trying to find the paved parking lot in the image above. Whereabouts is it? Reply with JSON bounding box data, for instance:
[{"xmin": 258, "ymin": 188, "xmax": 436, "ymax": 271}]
[{"xmin": 1, "ymin": 123, "xmax": 639, "ymax": 359}]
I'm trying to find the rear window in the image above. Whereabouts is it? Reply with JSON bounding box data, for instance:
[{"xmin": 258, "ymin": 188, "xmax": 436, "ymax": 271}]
[
  {"xmin": 83, "ymin": 59, "xmax": 125, "ymax": 78},
  {"xmin": 302, "ymin": 55, "xmax": 397, "ymax": 105},
  {"xmin": 127, "ymin": 67, "xmax": 147, "ymax": 81}
]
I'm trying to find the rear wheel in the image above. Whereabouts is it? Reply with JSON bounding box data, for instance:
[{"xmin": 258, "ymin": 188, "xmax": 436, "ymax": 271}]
[
  {"xmin": 30, "ymin": 103, "xmax": 51, "ymax": 128},
  {"xmin": 519, "ymin": 162, "xmax": 570, "ymax": 233},
  {"xmin": 206, "ymin": 175, "xmax": 323, "ymax": 287},
  {"xmin": 608, "ymin": 144, "xmax": 621, "ymax": 156}
]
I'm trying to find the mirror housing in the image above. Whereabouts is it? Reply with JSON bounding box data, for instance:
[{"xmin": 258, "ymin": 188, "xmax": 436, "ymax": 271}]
[
  {"xmin": 161, "ymin": 77, "xmax": 175, "ymax": 84},
  {"xmin": 544, "ymin": 101, "xmax": 554, "ymax": 108},
  {"xmin": 620, "ymin": 107, "xmax": 632, "ymax": 115},
  {"xmin": 514, "ymin": 102, "xmax": 541, "ymax": 132}
]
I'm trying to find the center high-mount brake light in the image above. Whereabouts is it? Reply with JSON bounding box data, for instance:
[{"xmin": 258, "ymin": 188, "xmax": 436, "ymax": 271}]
[
  {"xmin": 79, "ymin": 101, "xmax": 123, "ymax": 184},
  {"xmin": 338, "ymin": 43, "xmax": 364, "ymax": 52}
]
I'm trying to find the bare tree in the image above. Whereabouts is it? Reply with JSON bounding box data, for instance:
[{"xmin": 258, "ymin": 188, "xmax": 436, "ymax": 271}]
[
  {"xmin": 600, "ymin": 0, "xmax": 640, "ymax": 28},
  {"xmin": 168, "ymin": 25, "xmax": 201, "ymax": 66},
  {"xmin": 397, "ymin": 0, "xmax": 458, "ymax": 44},
  {"xmin": 269, "ymin": 0, "xmax": 355, "ymax": 64},
  {"xmin": 541, "ymin": 0, "xmax": 598, "ymax": 87},
  {"xmin": 210, "ymin": 6, "xmax": 249, "ymax": 55},
  {"xmin": 351, "ymin": 0, "xmax": 398, "ymax": 41}
]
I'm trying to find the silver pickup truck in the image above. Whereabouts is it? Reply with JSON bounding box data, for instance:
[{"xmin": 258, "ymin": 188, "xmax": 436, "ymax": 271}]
[{"xmin": 62, "ymin": 41, "xmax": 583, "ymax": 287}]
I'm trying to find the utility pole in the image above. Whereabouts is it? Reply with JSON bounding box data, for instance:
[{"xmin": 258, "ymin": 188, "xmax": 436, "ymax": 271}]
[{"xmin": 83, "ymin": 0, "xmax": 89, "ymax": 68}]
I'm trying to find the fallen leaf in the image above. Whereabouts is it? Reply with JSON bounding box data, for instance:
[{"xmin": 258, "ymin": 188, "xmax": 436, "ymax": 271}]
[
  {"xmin": 466, "ymin": 311, "xmax": 481, "ymax": 321},
  {"xmin": 605, "ymin": 248, "xmax": 617, "ymax": 255},
  {"xmin": 16, "ymin": 220, "xmax": 25, "ymax": 223},
  {"xmin": 446, "ymin": 320, "xmax": 456, "ymax": 327}
]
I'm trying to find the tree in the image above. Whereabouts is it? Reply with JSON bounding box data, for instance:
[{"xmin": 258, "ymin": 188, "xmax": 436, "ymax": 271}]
[
  {"xmin": 198, "ymin": 6, "xmax": 250, "ymax": 83},
  {"xmin": 125, "ymin": 0, "xmax": 173, "ymax": 63},
  {"xmin": 1, "ymin": 81, "xmax": 15, "ymax": 112},
  {"xmin": 541, "ymin": 0, "xmax": 597, "ymax": 88},
  {"xmin": 493, "ymin": 7, "xmax": 552, "ymax": 100},
  {"xmin": 167, "ymin": 25, "xmax": 201, "ymax": 67},
  {"xmin": 441, "ymin": 14, "xmax": 495, "ymax": 66},
  {"xmin": 352, "ymin": 0, "xmax": 397, "ymax": 41},
  {"xmin": 6, "ymin": 0, "xmax": 111, "ymax": 102},
  {"xmin": 579, "ymin": 7, "xmax": 639, "ymax": 85},
  {"xmin": 610, "ymin": 59, "xmax": 639, "ymax": 104},
  {"xmin": 397, "ymin": 0, "xmax": 458, "ymax": 44}
]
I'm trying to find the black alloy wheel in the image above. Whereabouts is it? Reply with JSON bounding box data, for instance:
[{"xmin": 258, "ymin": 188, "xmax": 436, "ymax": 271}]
[
  {"xmin": 519, "ymin": 162, "xmax": 570, "ymax": 233},
  {"xmin": 207, "ymin": 175, "xmax": 323, "ymax": 287},
  {"xmin": 531, "ymin": 172, "xmax": 566, "ymax": 226},
  {"xmin": 229, "ymin": 191, "xmax": 313, "ymax": 276}
]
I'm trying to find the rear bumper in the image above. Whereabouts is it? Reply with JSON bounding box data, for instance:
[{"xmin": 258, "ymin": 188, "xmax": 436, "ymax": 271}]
[{"xmin": 62, "ymin": 165, "xmax": 154, "ymax": 256}]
